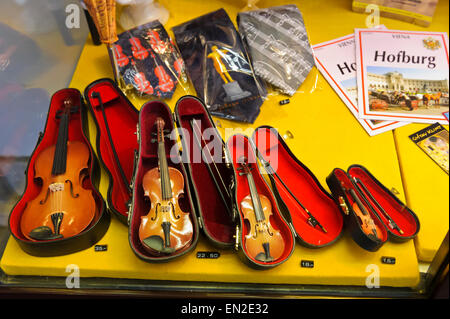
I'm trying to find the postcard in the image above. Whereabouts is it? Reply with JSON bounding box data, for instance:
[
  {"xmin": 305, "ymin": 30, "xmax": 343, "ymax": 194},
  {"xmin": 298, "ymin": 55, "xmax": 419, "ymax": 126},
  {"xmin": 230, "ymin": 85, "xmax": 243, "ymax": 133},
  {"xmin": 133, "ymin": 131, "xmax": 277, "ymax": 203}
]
[
  {"xmin": 355, "ymin": 29, "xmax": 449, "ymax": 124},
  {"xmin": 443, "ymin": 111, "xmax": 449, "ymax": 122},
  {"xmin": 409, "ymin": 122, "xmax": 449, "ymax": 174},
  {"xmin": 313, "ymin": 32, "xmax": 407, "ymax": 136}
]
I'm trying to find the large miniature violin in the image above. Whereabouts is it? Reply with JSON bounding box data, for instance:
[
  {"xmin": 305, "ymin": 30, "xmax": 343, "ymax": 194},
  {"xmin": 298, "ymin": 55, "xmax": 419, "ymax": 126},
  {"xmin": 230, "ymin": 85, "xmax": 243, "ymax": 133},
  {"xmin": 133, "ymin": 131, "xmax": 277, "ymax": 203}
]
[
  {"xmin": 20, "ymin": 99, "xmax": 96, "ymax": 241},
  {"xmin": 139, "ymin": 117, "xmax": 193, "ymax": 254},
  {"xmin": 238, "ymin": 157, "xmax": 285, "ymax": 262}
]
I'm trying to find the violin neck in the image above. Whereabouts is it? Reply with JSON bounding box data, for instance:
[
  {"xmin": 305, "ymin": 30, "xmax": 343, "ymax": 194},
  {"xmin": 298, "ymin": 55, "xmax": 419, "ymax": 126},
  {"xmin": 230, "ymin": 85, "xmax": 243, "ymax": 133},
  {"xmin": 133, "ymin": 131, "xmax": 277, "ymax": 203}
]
[
  {"xmin": 246, "ymin": 171, "xmax": 265, "ymax": 222},
  {"xmin": 158, "ymin": 140, "xmax": 172, "ymax": 200},
  {"xmin": 52, "ymin": 112, "xmax": 69, "ymax": 176}
]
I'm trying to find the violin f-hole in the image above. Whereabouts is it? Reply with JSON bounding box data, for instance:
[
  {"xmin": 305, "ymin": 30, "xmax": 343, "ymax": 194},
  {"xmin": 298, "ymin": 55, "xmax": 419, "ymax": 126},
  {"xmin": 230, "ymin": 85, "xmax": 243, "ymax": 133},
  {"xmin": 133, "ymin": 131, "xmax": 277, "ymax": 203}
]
[
  {"xmin": 65, "ymin": 180, "xmax": 79, "ymax": 198},
  {"xmin": 39, "ymin": 188, "xmax": 51, "ymax": 205}
]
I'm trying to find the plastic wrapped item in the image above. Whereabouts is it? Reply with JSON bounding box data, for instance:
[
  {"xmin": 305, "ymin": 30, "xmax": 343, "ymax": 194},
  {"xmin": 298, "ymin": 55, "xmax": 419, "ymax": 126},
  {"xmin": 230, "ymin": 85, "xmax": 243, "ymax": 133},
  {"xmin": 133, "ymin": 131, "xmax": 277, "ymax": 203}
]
[
  {"xmin": 116, "ymin": 0, "xmax": 169, "ymax": 30},
  {"xmin": 172, "ymin": 9, "xmax": 266, "ymax": 124},
  {"xmin": 112, "ymin": 20, "xmax": 189, "ymax": 99},
  {"xmin": 237, "ymin": 4, "xmax": 316, "ymax": 97}
]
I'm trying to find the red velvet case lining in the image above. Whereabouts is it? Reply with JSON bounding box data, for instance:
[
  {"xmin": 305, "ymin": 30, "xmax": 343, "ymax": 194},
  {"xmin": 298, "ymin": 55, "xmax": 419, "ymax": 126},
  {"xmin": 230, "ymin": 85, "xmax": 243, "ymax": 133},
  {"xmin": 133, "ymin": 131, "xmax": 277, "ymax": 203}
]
[
  {"xmin": 176, "ymin": 97, "xmax": 234, "ymax": 245},
  {"xmin": 85, "ymin": 80, "xmax": 139, "ymax": 218},
  {"xmin": 9, "ymin": 89, "xmax": 103, "ymax": 241},
  {"xmin": 347, "ymin": 167, "xmax": 418, "ymax": 238},
  {"xmin": 227, "ymin": 134, "xmax": 294, "ymax": 265},
  {"xmin": 129, "ymin": 101, "xmax": 196, "ymax": 258},
  {"xmin": 253, "ymin": 127, "xmax": 344, "ymax": 247},
  {"xmin": 334, "ymin": 169, "xmax": 389, "ymax": 243}
]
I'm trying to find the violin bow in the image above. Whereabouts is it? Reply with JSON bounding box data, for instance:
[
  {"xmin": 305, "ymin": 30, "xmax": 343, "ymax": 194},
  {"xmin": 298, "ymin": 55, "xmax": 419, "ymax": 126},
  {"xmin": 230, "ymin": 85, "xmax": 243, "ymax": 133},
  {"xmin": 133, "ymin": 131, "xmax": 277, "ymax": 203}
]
[
  {"xmin": 254, "ymin": 148, "xmax": 327, "ymax": 233},
  {"xmin": 190, "ymin": 119, "xmax": 234, "ymax": 217},
  {"xmin": 353, "ymin": 177, "xmax": 404, "ymax": 234}
]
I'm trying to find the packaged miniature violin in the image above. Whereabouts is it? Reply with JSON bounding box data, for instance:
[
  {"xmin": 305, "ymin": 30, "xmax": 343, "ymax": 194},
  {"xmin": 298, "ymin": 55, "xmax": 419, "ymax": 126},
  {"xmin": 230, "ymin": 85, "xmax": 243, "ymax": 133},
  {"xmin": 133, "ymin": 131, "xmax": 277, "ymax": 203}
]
[
  {"xmin": 8, "ymin": 88, "xmax": 110, "ymax": 256},
  {"xmin": 112, "ymin": 20, "xmax": 189, "ymax": 99},
  {"xmin": 326, "ymin": 165, "xmax": 420, "ymax": 251}
]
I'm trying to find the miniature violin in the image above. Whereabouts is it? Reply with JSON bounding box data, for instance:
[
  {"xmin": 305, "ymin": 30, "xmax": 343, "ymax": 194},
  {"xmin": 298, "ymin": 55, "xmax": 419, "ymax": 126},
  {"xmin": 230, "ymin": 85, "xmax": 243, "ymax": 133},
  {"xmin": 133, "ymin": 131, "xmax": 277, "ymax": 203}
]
[
  {"xmin": 154, "ymin": 64, "xmax": 174, "ymax": 93},
  {"xmin": 238, "ymin": 157, "xmax": 285, "ymax": 262},
  {"xmin": 130, "ymin": 37, "xmax": 149, "ymax": 60},
  {"xmin": 20, "ymin": 98, "xmax": 96, "ymax": 241},
  {"xmin": 347, "ymin": 188, "xmax": 382, "ymax": 241},
  {"xmin": 113, "ymin": 44, "xmax": 129, "ymax": 67},
  {"xmin": 134, "ymin": 72, "xmax": 154, "ymax": 95},
  {"xmin": 139, "ymin": 117, "xmax": 193, "ymax": 254}
]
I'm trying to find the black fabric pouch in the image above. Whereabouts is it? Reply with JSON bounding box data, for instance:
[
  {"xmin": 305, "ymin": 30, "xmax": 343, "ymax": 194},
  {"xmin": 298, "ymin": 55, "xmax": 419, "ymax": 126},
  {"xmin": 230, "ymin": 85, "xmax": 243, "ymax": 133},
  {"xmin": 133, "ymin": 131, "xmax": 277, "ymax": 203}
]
[{"xmin": 172, "ymin": 9, "xmax": 266, "ymax": 124}]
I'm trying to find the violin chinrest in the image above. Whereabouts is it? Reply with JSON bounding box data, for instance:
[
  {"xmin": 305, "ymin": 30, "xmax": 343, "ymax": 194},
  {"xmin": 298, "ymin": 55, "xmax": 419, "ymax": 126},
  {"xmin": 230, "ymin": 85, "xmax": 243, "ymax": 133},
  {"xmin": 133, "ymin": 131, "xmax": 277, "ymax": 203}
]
[
  {"xmin": 28, "ymin": 226, "xmax": 63, "ymax": 241},
  {"xmin": 142, "ymin": 235, "xmax": 176, "ymax": 254}
]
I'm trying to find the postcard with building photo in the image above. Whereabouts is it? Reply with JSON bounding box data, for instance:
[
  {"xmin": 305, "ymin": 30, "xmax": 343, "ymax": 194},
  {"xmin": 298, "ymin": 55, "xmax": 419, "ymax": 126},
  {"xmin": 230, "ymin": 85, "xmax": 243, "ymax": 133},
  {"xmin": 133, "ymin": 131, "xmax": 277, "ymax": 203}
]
[
  {"xmin": 409, "ymin": 123, "xmax": 449, "ymax": 174},
  {"xmin": 355, "ymin": 29, "xmax": 449, "ymax": 124},
  {"xmin": 312, "ymin": 32, "xmax": 406, "ymax": 136}
]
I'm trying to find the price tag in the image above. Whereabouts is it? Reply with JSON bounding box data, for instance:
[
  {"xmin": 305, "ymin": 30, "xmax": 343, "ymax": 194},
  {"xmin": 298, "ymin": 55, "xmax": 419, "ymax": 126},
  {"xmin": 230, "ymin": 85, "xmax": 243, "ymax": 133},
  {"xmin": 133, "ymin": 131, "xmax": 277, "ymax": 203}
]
[
  {"xmin": 196, "ymin": 251, "xmax": 221, "ymax": 259},
  {"xmin": 381, "ymin": 256, "xmax": 396, "ymax": 264},
  {"xmin": 94, "ymin": 245, "xmax": 108, "ymax": 252},
  {"xmin": 300, "ymin": 260, "xmax": 314, "ymax": 268}
]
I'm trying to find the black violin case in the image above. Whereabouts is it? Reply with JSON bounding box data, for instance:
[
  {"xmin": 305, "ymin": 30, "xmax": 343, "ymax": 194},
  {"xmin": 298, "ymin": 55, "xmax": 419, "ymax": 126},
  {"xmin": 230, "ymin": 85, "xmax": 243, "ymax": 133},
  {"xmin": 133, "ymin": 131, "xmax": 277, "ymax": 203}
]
[
  {"xmin": 226, "ymin": 134, "xmax": 296, "ymax": 269},
  {"xmin": 326, "ymin": 165, "xmax": 420, "ymax": 251},
  {"xmin": 8, "ymin": 88, "xmax": 110, "ymax": 257},
  {"xmin": 252, "ymin": 126, "xmax": 344, "ymax": 249}
]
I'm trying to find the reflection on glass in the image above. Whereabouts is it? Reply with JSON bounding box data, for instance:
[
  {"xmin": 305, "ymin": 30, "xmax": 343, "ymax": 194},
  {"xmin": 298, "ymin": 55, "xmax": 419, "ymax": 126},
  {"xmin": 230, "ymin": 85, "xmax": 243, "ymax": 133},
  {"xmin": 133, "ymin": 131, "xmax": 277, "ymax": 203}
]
[{"xmin": 0, "ymin": 0, "xmax": 88, "ymax": 228}]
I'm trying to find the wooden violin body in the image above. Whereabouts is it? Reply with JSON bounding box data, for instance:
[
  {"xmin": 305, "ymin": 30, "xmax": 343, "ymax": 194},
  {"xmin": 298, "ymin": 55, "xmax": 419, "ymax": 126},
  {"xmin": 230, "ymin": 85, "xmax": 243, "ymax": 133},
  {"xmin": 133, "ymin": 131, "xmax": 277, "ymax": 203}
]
[
  {"xmin": 20, "ymin": 99, "xmax": 96, "ymax": 241},
  {"xmin": 138, "ymin": 117, "xmax": 193, "ymax": 255},
  {"xmin": 139, "ymin": 166, "xmax": 192, "ymax": 254},
  {"xmin": 238, "ymin": 157, "xmax": 285, "ymax": 263},
  {"xmin": 352, "ymin": 202, "xmax": 382, "ymax": 240},
  {"xmin": 241, "ymin": 194, "xmax": 284, "ymax": 262}
]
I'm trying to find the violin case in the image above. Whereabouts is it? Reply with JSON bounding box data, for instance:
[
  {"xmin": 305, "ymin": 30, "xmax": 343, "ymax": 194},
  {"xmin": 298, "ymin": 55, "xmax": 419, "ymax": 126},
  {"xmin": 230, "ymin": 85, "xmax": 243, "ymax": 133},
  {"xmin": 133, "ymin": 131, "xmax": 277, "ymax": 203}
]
[
  {"xmin": 252, "ymin": 126, "xmax": 345, "ymax": 248},
  {"xmin": 8, "ymin": 88, "xmax": 110, "ymax": 256},
  {"xmin": 128, "ymin": 99, "xmax": 200, "ymax": 262},
  {"xmin": 226, "ymin": 134, "xmax": 296, "ymax": 269},
  {"xmin": 326, "ymin": 165, "xmax": 420, "ymax": 252},
  {"xmin": 84, "ymin": 78, "xmax": 139, "ymax": 224}
]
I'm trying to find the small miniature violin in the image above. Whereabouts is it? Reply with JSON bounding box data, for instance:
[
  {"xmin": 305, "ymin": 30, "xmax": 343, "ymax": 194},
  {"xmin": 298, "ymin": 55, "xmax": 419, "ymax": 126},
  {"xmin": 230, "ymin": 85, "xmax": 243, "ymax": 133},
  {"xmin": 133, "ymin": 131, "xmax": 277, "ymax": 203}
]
[
  {"xmin": 139, "ymin": 117, "xmax": 193, "ymax": 254},
  {"xmin": 113, "ymin": 44, "xmax": 129, "ymax": 67},
  {"xmin": 154, "ymin": 64, "xmax": 174, "ymax": 93},
  {"xmin": 130, "ymin": 37, "xmax": 149, "ymax": 60},
  {"xmin": 347, "ymin": 188, "xmax": 382, "ymax": 241},
  {"xmin": 20, "ymin": 98, "xmax": 96, "ymax": 241},
  {"xmin": 134, "ymin": 71, "xmax": 154, "ymax": 95},
  {"xmin": 238, "ymin": 157, "xmax": 285, "ymax": 262}
]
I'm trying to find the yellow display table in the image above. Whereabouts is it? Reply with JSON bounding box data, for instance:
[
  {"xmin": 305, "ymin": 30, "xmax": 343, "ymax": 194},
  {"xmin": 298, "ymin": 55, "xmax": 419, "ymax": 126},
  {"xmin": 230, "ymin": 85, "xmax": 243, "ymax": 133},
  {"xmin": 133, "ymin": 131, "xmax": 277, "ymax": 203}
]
[{"xmin": 1, "ymin": 0, "xmax": 448, "ymax": 292}]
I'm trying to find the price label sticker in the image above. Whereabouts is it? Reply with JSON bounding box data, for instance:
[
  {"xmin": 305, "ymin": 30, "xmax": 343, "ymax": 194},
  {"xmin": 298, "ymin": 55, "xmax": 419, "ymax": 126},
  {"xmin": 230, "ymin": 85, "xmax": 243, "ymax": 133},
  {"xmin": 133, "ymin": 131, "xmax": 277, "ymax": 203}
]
[
  {"xmin": 94, "ymin": 245, "xmax": 108, "ymax": 252},
  {"xmin": 300, "ymin": 260, "xmax": 314, "ymax": 268},
  {"xmin": 381, "ymin": 256, "xmax": 396, "ymax": 265},
  {"xmin": 196, "ymin": 251, "xmax": 221, "ymax": 259}
]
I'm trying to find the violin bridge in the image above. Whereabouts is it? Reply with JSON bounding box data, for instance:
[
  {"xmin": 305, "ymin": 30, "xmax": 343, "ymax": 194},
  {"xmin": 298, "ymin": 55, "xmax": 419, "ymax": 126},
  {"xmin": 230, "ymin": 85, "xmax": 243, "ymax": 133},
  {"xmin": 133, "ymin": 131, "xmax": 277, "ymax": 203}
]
[{"xmin": 49, "ymin": 183, "xmax": 65, "ymax": 192}]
